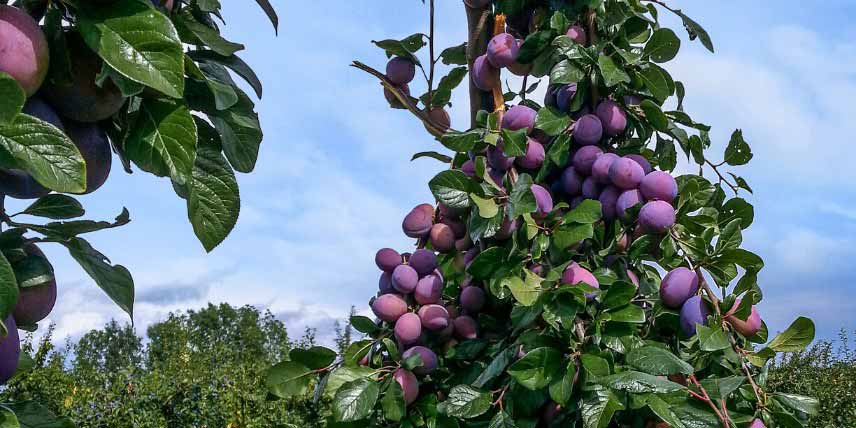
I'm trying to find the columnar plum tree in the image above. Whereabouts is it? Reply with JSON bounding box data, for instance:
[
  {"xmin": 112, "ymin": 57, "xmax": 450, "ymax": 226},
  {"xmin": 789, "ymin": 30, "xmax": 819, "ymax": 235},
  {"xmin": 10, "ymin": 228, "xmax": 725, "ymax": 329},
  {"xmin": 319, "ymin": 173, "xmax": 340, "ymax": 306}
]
[
  {"xmin": 267, "ymin": 1, "xmax": 819, "ymax": 428},
  {"xmin": 0, "ymin": 0, "xmax": 277, "ymax": 424}
]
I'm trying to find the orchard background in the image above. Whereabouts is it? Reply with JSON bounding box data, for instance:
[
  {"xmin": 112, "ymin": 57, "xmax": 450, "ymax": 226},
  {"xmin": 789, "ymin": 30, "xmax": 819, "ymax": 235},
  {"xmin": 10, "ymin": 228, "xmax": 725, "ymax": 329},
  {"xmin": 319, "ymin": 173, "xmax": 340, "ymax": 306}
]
[{"xmin": 0, "ymin": 0, "xmax": 854, "ymax": 427}]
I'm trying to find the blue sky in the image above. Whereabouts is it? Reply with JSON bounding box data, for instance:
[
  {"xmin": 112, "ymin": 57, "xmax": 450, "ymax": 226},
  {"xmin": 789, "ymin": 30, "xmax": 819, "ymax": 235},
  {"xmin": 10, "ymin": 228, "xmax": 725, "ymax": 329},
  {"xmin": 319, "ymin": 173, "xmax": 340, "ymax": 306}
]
[{"xmin": 11, "ymin": 0, "xmax": 855, "ymax": 345}]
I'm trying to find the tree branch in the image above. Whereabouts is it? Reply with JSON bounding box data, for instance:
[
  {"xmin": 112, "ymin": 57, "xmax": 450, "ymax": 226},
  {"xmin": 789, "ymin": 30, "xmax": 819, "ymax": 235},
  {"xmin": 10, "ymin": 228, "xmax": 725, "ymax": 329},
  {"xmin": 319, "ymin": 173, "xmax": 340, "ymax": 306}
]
[{"xmin": 465, "ymin": 4, "xmax": 493, "ymax": 127}]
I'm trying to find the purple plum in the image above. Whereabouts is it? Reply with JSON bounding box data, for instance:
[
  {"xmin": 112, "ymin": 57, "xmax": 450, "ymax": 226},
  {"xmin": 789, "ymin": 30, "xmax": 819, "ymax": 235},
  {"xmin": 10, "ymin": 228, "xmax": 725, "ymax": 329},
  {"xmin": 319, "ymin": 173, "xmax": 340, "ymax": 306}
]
[
  {"xmin": 516, "ymin": 138, "xmax": 545, "ymax": 169},
  {"xmin": 454, "ymin": 315, "xmax": 478, "ymax": 339},
  {"xmin": 625, "ymin": 154, "xmax": 652, "ymax": 174},
  {"xmin": 544, "ymin": 85, "xmax": 559, "ymax": 107},
  {"xmin": 640, "ymin": 171, "xmax": 678, "ymax": 203},
  {"xmin": 566, "ymin": 25, "xmax": 587, "ymax": 45},
  {"xmin": 12, "ymin": 244, "xmax": 57, "ymax": 326},
  {"xmin": 725, "ymin": 299, "xmax": 762, "ymax": 337},
  {"xmin": 414, "ymin": 275, "xmax": 443, "ymax": 305},
  {"xmin": 572, "ymin": 146, "xmax": 604, "ymax": 175},
  {"xmin": 426, "ymin": 107, "xmax": 451, "ymax": 132},
  {"xmin": 394, "ymin": 368, "xmax": 419, "ymax": 405},
  {"xmin": 384, "ymin": 83, "xmax": 410, "ymax": 108},
  {"xmin": 487, "ymin": 33, "xmax": 519, "ymax": 68},
  {"xmin": 418, "ymin": 304, "xmax": 450, "ymax": 331},
  {"xmin": 386, "ymin": 57, "xmax": 415, "ymax": 85},
  {"xmin": 430, "ymin": 223, "xmax": 456, "ymax": 253},
  {"xmin": 748, "ymin": 419, "xmax": 765, "ymax": 428},
  {"xmin": 556, "ymin": 83, "xmax": 577, "ymax": 112},
  {"xmin": 402, "ymin": 204, "xmax": 434, "ymax": 238},
  {"xmin": 487, "ymin": 143, "xmax": 516, "ymax": 171},
  {"xmin": 376, "ymin": 248, "xmax": 402, "ymax": 272},
  {"xmin": 392, "ymin": 265, "xmax": 419, "ymax": 294},
  {"xmin": 615, "ymin": 189, "xmax": 644, "ymax": 221},
  {"xmin": 502, "ymin": 105, "xmax": 537, "ymax": 133},
  {"xmin": 0, "ymin": 6, "xmax": 49, "ymax": 96},
  {"xmin": 562, "ymin": 263, "xmax": 599, "ymax": 299},
  {"xmin": 395, "ymin": 312, "xmax": 422, "ymax": 345},
  {"xmin": 574, "ymin": 114, "xmax": 603, "ymax": 146},
  {"xmin": 561, "ymin": 166, "xmax": 584, "ymax": 196},
  {"xmin": 461, "ymin": 159, "xmax": 476, "ymax": 177},
  {"xmin": 659, "ymin": 267, "xmax": 699, "ymax": 309},
  {"xmin": 379, "ymin": 272, "xmax": 394, "ymax": 294},
  {"xmin": 595, "ymin": 99, "xmax": 628, "ymax": 137},
  {"xmin": 409, "ymin": 249, "xmax": 438, "ymax": 276},
  {"xmin": 592, "ymin": 153, "xmax": 619, "ymax": 184},
  {"xmin": 581, "ymin": 176, "xmax": 603, "ymax": 199},
  {"xmin": 599, "ymin": 185, "xmax": 621, "ymax": 220},
  {"xmin": 402, "ymin": 346, "xmax": 438, "ymax": 374},
  {"xmin": 608, "ymin": 157, "xmax": 644, "ymax": 190},
  {"xmin": 0, "ymin": 316, "xmax": 19, "ymax": 384},
  {"xmin": 461, "ymin": 286, "xmax": 486, "ymax": 313},
  {"xmin": 680, "ymin": 295, "xmax": 710, "ymax": 336},
  {"xmin": 372, "ymin": 294, "xmax": 408, "ymax": 322},
  {"xmin": 472, "ymin": 54, "xmax": 500, "ymax": 91},
  {"xmin": 639, "ymin": 200, "xmax": 676, "ymax": 234},
  {"xmin": 531, "ymin": 184, "xmax": 554, "ymax": 218}
]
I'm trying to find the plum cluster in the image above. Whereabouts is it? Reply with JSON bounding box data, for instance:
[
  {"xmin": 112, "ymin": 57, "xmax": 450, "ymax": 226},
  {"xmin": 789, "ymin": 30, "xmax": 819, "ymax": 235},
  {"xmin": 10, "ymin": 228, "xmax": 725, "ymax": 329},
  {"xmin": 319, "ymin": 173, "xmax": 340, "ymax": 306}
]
[
  {"xmin": 660, "ymin": 267, "xmax": 762, "ymax": 338},
  {"xmin": 0, "ymin": 6, "xmax": 115, "ymax": 199},
  {"xmin": 369, "ymin": 203, "xmax": 485, "ymax": 405},
  {"xmin": 0, "ymin": 243, "xmax": 57, "ymax": 384},
  {"xmin": 383, "ymin": 57, "xmax": 451, "ymax": 133}
]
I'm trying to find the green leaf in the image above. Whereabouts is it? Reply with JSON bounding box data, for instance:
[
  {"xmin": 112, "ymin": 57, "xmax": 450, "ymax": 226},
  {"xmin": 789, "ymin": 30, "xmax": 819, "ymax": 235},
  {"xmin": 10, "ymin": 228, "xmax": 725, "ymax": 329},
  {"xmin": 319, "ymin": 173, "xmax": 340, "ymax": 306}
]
[
  {"xmin": 0, "ymin": 406, "xmax": 17, "ymax": 428},
  {"xmin": 125, "ymin": 99, "xmax": 198, "ymax": 185},
  {"xmin": 18, "ymin": 195, "xmax": 85, "ymax": 220},
  {"xmin": 766, "ymin": 317, "xmax": 815, "ymax": 353},
  {"xmin": 626, "ymin": 346, "xmax": 694, "ymax": 376},
  {"xmin": 0, "ymin": 114, "xmax": 86, "ymax": 193},
  {"xmin": 439, "ymin": 43, "xmax": 467, "ymax": 65},
  {"xmin": 772, "ymin": 392, "xmax": 820, "ymax": 416},
  {"xmin": 290, "ymin": 346, "xmax": 337, "ymax": 370},
  {"xmin": 472, "ymin": 347, "xmax": 517, "ymax": 388},
  {"xmin": 656, "ymin": 135, "xmax": 677, "ymax": 171},
  {"xmin": 715, "ymin": 219, "xmax": 742, "ymax": 253},
  {"xmin": 62, "ymin": 237, "xmax": 134, "ymax": 319},
  {"xmin": 602, "ymin": 371, "xmax": 685, "ymax": 393},
  {"xmin": 12, "ymin": 250, "xmax": 54, "ymax": 290},
  {"xmin": 176, "ymin": 9, "xmax": 244, "ymax": 56},
  {"xmin": 549, "ymin": 361, "xmax": 576, "ymax": 405},
  {"xmin": 605, "ymin": 304, "xmax": 645, "ymax": 323},
  {"xmin": 598, "ymin": 54, "xmax": 631, "ymax": 87},
  {"xmin": 507, "ymin": 173, "xmax": 536, "ymax": 218},
  {"xmin": 253, "ymin": 0, "xmax": 279, "ymax": 33},
  {"xmin": 3, "ymin": 401, "xmax": 74, "ymax": 428},
  {"xmin": 411, "ymin": 151, "xmax": 452, "ymax": 163},
  {"xmin": 565, "ymin": 199, "xmax": 602, "ymax": 223},
  {"xmin": 471, "ymin": 194, "xmax": 499, "ymax": 219},
  {"xmin": 372, "ymin": 34, "xmax": 426, "ymax": 64},
  {"xmin": 508, "ymin": 347, "xmax": 562, "ymax": 390},
  {"xmin": 669, "ymin": 8, "xmax": 714, "ymax": 53},
  {"xmin": 333, "ymin": 378, "xmax": 379, "ymax": 421},
  {"xmin": 500, "ymin": 128, "xmax": 528, "ymax": 157},
  {"xmin": 438, "ymin": 129, "xmax": 482, "ymax": 152},
  {"xmin": 534, "ymin": 106, "xmax": 571, "ymax": 136},
  {"xmin": 517, "ymin": 30, "xmax": 554, "ymax": 64},
  {"xmin": 644, "ymin": 28, "xmax": 681, "ymax": 63},
  {"xmin": 717, "ymin": 249, "xmax": 763, "ymax": 273},
  {"xmin": 429, "ymin": 170, "xmax": 482, "ymax": 210},
  {"xmin": 696, "ymin": 324, "xmax": 730, "ymax": 352},
  {"xmin": 324, "ymin": 366, "xmax": 375, "ymax": 398},
  {"xmin": 20, "ymin": 208, "xmax": 131, "ymax": 239},
  {"xmin": 381, "ymin": 381, "xmax": 406, "ymax": 422},
  {"xmin": 550, "ymin": 59, "xmax": 585, "ymax": 84},
  {"xmin": 640, "ymin": 100, "xmax": 669, "ymax": 131},
  {"xmin": 350, "ymin": 315, "xmax": 378, "ymax": 334},
  {"xmin": 0, "ymin": 252, "xmax": 18, "ymax": 327},
  {"xmin": 546, "ymin": 134, "xmax": 571, "ymax": 166},
  {"xmin": 187, "ymin": 120, "xmax": 239, "ymax": 252},
  {"xmin": 438, "ymin": 385, "xmax": 492, "ymax": 419},
  {"xmin": 601, "ymin": 281, "xmax": 636, "ymax": 309},
  {"xmin": 505, "ymin": 274, "xmax": 540, "ymax": 306},
  {"xmin": 553, "ymin": 223, "xmax": 594, "ymax": 250},
  {"xmin": 638, "ymin": 65, "xmax": 673, "ymax": 103},
  {"xmin": 720, "ymin": 198, "xmax": 754, "ymax": 229},
  {"xmin": 0, "ymin": 72, "xmax": 25, "ymax": 125},
  {"xmin": 267, "ymin": 360, "xmax": 313, "ymax": 398},
  {"xmin": 77, "ymin": 0, "xmax": 184, "ymax": 98},
  {"xmin": 430, "ymin": 66, "xmax": 468, "ymax": 107},
  {"xmin": 489, "ymin": 411, "xmax": 518, "ymax": 428},
  {"xmin": 188, "ymin": 50, "xmax": 263, "ymax": 98},
  {"xmin": 724, "ymin": 129, "xmax": 752, "ymax": 166},
  {"xmin": 581, "ymin": 385, "xmax": 624, "ymax": 428},
  {"xmin": 468, "ymin": 247, "xmax": 508, "ymax": 280}
]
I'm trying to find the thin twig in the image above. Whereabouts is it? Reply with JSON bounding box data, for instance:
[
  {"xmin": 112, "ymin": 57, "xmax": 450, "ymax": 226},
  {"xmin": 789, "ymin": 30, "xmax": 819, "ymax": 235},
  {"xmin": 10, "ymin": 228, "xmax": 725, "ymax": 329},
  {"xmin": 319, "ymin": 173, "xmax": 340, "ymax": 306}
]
[{"xmin": 427, "ymin": 0, "xmax": 436, "ymax": 107}]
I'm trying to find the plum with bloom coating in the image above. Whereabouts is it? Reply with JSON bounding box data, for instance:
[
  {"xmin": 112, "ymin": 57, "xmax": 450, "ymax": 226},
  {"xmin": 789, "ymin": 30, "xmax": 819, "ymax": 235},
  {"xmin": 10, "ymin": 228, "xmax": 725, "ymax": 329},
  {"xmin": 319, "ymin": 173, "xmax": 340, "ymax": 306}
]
[
  {"xmin": 639, "ymin": 200, "xmax": 676, "ymax": 234},
  {"xmin": 414, "ymin": 274, "xmax": 443, "ymax": 305},
  {"xmin": 0, "ymin": 316, "xmax": 20, "ymax": 384},
  {"xmin": 596, "ymin": 99, "xmax": 627, "ymax": 136},
  {"xmin": 574, "ymin": 114, "xmax": 603, "ymax": 145},
  {"xmin": 517, "ymin": 139, "xmax": 545, "ymax": 169},
  {"xmin": 566, "ymin": 25, "xmax": 587, "ymax": 45},
  {"xmin": 394, "ymin": 368, "xmax": 419, "ymax": 405},
  {"xmin": 487, "ymin": 33, "xmax": 519, "ymax": 68},
  {"xmin": 531, "ymin": 184, "xmax": 553, "ymax": 218},
  {"xmin": 454, "ymin": 315, "xmax": 478, "ymax": 339},
  {"xmin": 472, "ymin": 54, "xmax": 499, "ymax": 91},
  {"xmin": 461, "ymin": 286, "xmax": 486, "ymax": 313},
  {"xmin": 386, "ymin": 57, "xmax": 415, "ymax": 85},
  {"xmin": 725, "ymin": 299, "xmax": 763, "ymax": 337},
  {"xmin": 409, "ymin": 249, "xmax": 438, "ymax": 276},
  {"xmin": 615, "ymin": 189, "xmax": 643, "ymax": 221},
  {"xmin": 395, "ymin": 313, "xmax": 422, "ymax": 345},
  {"xmin": 402, "ymin": 204, "xmax": 434, "ymax": 238},
  {"xmin": 418, "ymin": 304, "xmax": 450, "ymax": 331},
  {"xmin": 608, "ymin": 157, "xmax": 644, "ymax": 190},
  {"xmin": 392, "ymin": 265, "xmax": 419, "ymax": 294},
  {"xmin": 0, "ymin": 5, "xmax": 49, "ymax": 96},
  {"xmin": 561, "ymin": 166, "xmax": 583, "ymax": 196},
  {"xmin": 402, "ymin": 346, "xmax": 438, "ymax": 374},
  {"xmin": 375, "ymin": 248, "xmax": 401, "ymax": 272},
  {"xmin": 573, "ymin": 146, "xmax": 604, "ymax": 175},
  {"xmin": 372, "ymin": 294, "xmax": 407, "ymax": 322},
  {"xmin": 659, "ymin": 267, "xmax": 699, "ymax": 309},
  {"xmin": 640, "ymin": 171, "xmax": 678, "ymax": 203},
  {"xmin": 502, "ymin": 105, "xmax": 537, "ymax": 133},
  {"xmin": 562, "ymin": 263, "xmax": 599, "ymax": 299},
  {"xmin": 680, "ymin": 295, "xmax": 710, "ymax": 336}
]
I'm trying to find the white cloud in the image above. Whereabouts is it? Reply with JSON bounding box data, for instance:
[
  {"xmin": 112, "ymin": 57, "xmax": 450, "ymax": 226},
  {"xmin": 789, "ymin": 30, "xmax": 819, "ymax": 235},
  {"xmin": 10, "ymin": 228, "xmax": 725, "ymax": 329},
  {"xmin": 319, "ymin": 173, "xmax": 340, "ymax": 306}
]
[{"xmin": 771, "ymin": 228, "xmax": 849, "ymax": 273}]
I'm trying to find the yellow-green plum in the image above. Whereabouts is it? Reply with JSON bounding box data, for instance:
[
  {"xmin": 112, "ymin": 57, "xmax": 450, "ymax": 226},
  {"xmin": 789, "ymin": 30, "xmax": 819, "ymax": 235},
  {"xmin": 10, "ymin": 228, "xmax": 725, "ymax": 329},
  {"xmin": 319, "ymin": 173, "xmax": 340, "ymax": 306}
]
[
  {"xmin": 679, "ymin": 295, "xmax": 710, "ymax": 336},
  {"xmin": 395, "ymin": 312, "xmax": 422, "ymax": 345},
  {"xmin": 516, "ymin": 138, "xmax": 545, "ymax": 169},
  {"xmin": 472, "ymin": 54, "xmax": 500, "ymax": 91},
  {"xmin": 572, "ymin": 146, "xmax": 604, "ymax": 175},
  {"xmin": 615, "ymin": 189, "xmax": 643, "ymax": 221},
  {"xmin": 402, "ymin": 204, "xmax": 434, "ymax": 238},
  {"xmin": 595, "ymin": 99, "xmax": 627, "ymax": 137},
  {"xmin": 409, "ymin": 249, "xmax": 438, "ymax": 276},
  {"xmin": 640, "ymin": 171, "xmax": 678, "ymax": 203},
  {"xmin": 43, "ymin": 33, "xmax": 125, "ymax": 123},
  {"xmin": 659, "ymin": 267, "xmax": 698, "ymax": 309},
  {"xmin": 725, "ymin": 299, "xmax": 762, "ymax": 337},
  {"xmin": 394, "ymin": 368, "xmax": 419, "ymax": 405},
  {"xmin": 639, "ymin": 200, "xmax": 675, "ymax": 234},
  {"xmin": 461, "ymin": 286, "xmax": 486, "ymax": 313},
  {"xmin": 372, "ymin": 294, "xmax": 408, "ymax": 322},
  {"xmin": 12, "ymin": 244, "xmax": 57, "ymax": 326},
  {"xmin": 402, "ymin": 346, "xmax": 438, "ymax": 375},
  {"xmin": 592, "ymin": 153, "xmax": 619, "ymax": 184},
  {"xmin": 487, "ymin": 33, "xmax": 519, "ymax": 68},
  {"xmin": 375, "ymin": 248, "xmax": 402, "ymax": 272},
  {"xmin": 566, "ymin": 25, "xmax": 587, "ymax": 45},
  {"xmin": 0, "ymin": 316, "xmax": 20, "ymax": 384},
  {"xmin": 418, "ymin": 304, "xmax": 450, "ymax": 331},
  {"xmin": 561, "ymin": 166, "xmax": 583, "ymax": 196},
  {"xmin": 0, "ymin": 6, "xmax": 49, "ymax": 96},
  {"xmin": 386, "ymin": 57, "xmax": 415, "ymax": 85},
  {"xmin": 573, "ymin": 114, "xmax": 603, "ymax": 146},
  {"xmin": 608, "ymin": 157, "xmax": 644, "ymax": 190},
  {"xmin": 598, "ymin": 185, "xmax": 621, "ymax": 221},
  {"xmin": 414, "ymin": 275, "xmax": 442, "ymax": 305},
  {"xmin": 392, "ymin": 264, "xmax": 419, "ymax": 294},
  {"xmin": 454, "ymin": 315, "xmax": 478, "ymax": 339},
  {"xmin": 502, "ymin": 105, "xmax": 537, "ymax": 133}
]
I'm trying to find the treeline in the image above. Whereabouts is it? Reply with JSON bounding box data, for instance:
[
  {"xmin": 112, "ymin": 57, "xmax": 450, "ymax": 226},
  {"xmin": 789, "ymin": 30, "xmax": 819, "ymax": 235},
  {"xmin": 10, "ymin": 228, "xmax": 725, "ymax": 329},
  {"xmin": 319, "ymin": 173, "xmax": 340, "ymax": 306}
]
[
  {"xmin": 0, "ymin": 303, "xmax": 352, "ymax": 428},
  {"xmin": 1, "ymin": 303, "xmax": 852, "ymax": 428}
]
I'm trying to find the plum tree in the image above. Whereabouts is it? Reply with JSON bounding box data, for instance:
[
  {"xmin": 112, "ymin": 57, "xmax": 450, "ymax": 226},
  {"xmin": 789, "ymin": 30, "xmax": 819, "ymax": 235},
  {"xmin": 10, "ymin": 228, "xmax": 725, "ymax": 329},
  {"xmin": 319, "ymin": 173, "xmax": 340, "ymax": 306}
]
[
  {"xmin": 0, "ymin": 5, "xmax": 49, "ymax": 96},
  {"xmin": 270, "ymin": 2, "xmax": 818, "ymax": 427},
  {"xmin": 42, "ymin": 33, "xmax": 126, "ymax": 123}
]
